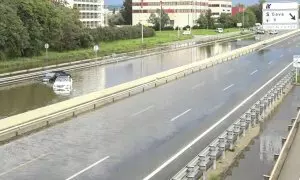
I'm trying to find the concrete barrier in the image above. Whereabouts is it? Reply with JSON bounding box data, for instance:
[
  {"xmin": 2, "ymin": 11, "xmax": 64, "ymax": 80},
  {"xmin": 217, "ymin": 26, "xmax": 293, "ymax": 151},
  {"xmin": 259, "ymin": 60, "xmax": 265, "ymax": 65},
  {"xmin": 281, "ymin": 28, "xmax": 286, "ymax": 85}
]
[{"xmin": 0, "ymin": 30, "xmax": 298, "ymax": 143}]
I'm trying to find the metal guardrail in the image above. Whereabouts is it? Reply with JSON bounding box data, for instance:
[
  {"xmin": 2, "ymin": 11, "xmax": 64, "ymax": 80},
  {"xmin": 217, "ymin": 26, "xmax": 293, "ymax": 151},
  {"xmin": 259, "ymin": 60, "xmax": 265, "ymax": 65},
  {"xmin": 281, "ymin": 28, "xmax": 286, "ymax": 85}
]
[
  {"xmin": 0, "ymin": 32, "xmax": 252, "ymax": 86},
  {"xmin": 171, "ymin": 72, "xmax": 294, "ymax": 180},
  {"xmin": 267, "ymin": 99, "xmax": 300, "ymax": 180}
]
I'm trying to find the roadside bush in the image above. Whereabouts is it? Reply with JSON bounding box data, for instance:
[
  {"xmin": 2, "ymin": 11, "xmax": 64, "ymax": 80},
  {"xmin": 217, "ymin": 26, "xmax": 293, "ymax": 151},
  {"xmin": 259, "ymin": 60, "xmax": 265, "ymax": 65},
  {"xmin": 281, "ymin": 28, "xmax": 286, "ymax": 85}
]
[
  {"xmin": 89, "ymin": 25, "xmax": 155, "ymax": 42},
  {"xmin": 183, "ymin": 25, "xmax": 191, "ymax": 30},
  {"xmin": 163, "ymin": 26, "xmax": 174, "ymax": 31},
  {"xmin": 192, "ymin": 25, "xmax": 201, "ymax": 29}
]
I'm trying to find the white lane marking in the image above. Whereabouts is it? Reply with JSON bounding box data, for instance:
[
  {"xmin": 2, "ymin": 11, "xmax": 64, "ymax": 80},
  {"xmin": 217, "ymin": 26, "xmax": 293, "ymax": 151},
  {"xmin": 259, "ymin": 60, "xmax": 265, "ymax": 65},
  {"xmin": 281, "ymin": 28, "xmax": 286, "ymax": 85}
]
[
  {"xmin": 170, "ymin": 109, "xmax": 191, "ymax": 122},
  {"xmin": 191, "ymin": 82, "xmax": 205, "ymax": 90},
  {"xmin": 0, "ymin": 153, "xmax": 49, "ymax": 177},
  {"xmin": 65, "ymin": 156, "xmax": 110, "ymax": 180},
  {"xmin": 142, "ymin": 62, "xmax": 292, "ymax": 180},
  {"xmin": 268, "ymin": 61, "xmax": 273, "ymax": 65},
  {"xmin": 223, "ymin": 84, "xmax": 234, "ymax": 91},
  {"xmin": 250, "ymin": 70, "xmax": 258, "ymax": 76},
  {"xmin": 280, "ymin": 54, "xmax": 283, "ymax": 58},
  {"xmin": 131, "ymin": 105, "xmax": 154, "ymax": 117},
  {"xmin": 225, "ymin": 69, "xmax": 233, "ymax": 74}
]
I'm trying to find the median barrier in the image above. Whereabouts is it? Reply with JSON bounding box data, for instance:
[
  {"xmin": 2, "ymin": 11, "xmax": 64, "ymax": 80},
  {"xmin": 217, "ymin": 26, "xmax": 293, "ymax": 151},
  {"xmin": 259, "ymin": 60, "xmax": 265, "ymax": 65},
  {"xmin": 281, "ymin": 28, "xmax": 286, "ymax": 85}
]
[
  {"xmin": 0, "ymin": 31, "xmax": 298, "ymax": 143},
  {"xmin": 171, "ymin": 72, "xmax": 294, "ymax": 180}
]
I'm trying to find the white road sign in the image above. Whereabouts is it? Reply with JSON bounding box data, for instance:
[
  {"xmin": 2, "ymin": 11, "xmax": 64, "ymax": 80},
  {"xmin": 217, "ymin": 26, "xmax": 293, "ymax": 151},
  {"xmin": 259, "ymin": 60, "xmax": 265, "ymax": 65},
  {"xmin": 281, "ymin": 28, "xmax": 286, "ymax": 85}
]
[
  {"xmin": 293, "ymin": 55, "xmax": 300, "ymax": 68},
  {"xmin": 262, "ymin": 2, "xmax": 299, "ymax": 30},
  {"xmin": 93, "ymin": 45, "xmax": 99, "ymax": 52},
  {"xmin": 263, "ymin": 2, "xmax": 298, "ymax": 10},
  {"xmin": 263, "ymin": 11, "xmax": 298, "ymax": 24},
  {"xmin": 45, "ymin": 43, "xmax": 49, "ymax": 49},
  {"xmin": 237, "ymin": 23, "xmax": 242, "ymax": 27}
]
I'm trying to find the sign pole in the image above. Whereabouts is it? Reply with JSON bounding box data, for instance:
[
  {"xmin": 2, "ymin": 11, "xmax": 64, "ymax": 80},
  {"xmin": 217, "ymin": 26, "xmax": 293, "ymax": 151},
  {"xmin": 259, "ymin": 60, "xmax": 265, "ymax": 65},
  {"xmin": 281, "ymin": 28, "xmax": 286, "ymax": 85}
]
[
  {"xmin": 296, "ymin": 67, "xmax": 298, "ymax": 83},
  {"xmin": 141, "ymin": 0, "xmax": 144, "ymax": 44}
]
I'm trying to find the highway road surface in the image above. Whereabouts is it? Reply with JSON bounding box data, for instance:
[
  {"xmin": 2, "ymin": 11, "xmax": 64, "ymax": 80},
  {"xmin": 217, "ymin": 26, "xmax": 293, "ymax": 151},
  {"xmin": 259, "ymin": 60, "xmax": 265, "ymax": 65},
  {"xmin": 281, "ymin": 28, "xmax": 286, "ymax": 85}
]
[{"xmin": 0, "ymin": 34, "xmax": 299, "ymax": 180}]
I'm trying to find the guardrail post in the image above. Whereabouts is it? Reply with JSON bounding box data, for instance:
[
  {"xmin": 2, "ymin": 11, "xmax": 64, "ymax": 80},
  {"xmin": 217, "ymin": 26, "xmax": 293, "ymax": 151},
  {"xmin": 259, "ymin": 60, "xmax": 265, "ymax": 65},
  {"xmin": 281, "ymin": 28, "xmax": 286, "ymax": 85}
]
[
  {"xmin": 218, "ymin": 137, "xmax": 226, "ymax": 159},
  {"xmin": 227, "ymin": 129, "xmax": 234, "ymax": 150},
  {"xmin": 199, "ymin": 155, "xmax": 207, "ymax": 180},
  {"xmin": 281, "ymin": 137, "xmax": 287, "ymax": 146},
  {"xmin": 240, "ymin": 118, "xmax": 246, "ymax": 137},
  {"xmin": 274, "ymin": 154, "xmax": 279, "ymax": 161},
  {"xmin": 250, "ymin": 108, "xmax": 256, "ymax": 127},
  {"xmin": 233, "ymin": 123, "xmax": 241, "ymax": 140},
  {"xmin": 209, "ymin": 145, "xmax": 218, "ymax": 170},
  {"xmin": 291, "ymin": 118, "xmax": 296, "ymax": 124},
  {"xmin": 245, "ymin": 112, "xmax": 251, "ymax": 131}
]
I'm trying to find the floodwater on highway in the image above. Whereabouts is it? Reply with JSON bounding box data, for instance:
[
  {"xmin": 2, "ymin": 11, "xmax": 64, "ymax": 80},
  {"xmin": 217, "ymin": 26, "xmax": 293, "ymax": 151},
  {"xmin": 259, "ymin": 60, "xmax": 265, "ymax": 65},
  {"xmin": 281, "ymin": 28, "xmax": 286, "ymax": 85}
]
[
  {"xmin": 0, "ymin": 38, "xmax": 256, "ymax": 119},
  {"xmin": 225, "ymin": 87, "xmax": 300, "ymax": 180}
]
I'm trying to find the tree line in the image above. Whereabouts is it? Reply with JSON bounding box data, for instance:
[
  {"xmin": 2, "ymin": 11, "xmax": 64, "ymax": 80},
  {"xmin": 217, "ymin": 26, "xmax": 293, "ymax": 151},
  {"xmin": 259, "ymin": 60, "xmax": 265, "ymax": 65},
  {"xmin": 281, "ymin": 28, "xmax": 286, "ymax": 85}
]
[{"xmin": 0, "ymin": 0, "xmax": 154, "ymax": 60}]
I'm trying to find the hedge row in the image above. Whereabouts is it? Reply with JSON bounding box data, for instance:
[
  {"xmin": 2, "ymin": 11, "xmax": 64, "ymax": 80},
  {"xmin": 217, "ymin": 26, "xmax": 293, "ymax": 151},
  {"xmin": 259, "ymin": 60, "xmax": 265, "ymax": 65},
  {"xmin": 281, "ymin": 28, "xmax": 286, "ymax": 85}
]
[{"xmin": 89, "ymin": 25, "xmax": 155, "ymax": 42}]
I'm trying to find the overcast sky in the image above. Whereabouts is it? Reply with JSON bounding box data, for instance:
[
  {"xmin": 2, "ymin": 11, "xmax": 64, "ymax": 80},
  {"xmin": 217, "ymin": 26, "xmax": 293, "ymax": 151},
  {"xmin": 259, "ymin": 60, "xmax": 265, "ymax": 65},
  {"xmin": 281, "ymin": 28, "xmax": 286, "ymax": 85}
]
[{"xmin": 104, "ymin": 0, "xmax": 260, "ymax": 5}]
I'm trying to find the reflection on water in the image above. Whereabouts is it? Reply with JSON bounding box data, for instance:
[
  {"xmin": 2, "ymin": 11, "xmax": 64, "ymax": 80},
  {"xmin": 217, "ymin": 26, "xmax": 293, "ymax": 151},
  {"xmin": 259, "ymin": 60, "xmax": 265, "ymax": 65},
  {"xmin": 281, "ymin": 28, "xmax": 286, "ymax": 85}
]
[
  {"xmin": 0, "ymin": 39, "xmax": 256, "ymax": 119},
  {"xmin": 259, "ymin": 135, "xmax": 282, "ymax": 162}
]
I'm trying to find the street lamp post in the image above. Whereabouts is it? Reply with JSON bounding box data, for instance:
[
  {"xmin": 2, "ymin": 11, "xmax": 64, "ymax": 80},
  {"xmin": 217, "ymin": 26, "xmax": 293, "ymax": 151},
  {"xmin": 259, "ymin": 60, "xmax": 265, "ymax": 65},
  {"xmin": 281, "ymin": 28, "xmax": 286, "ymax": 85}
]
[
  {"xmin": 160, "ymin": 1, "xmax": 162, "ymax": 32},
  {"xmin": 141, "ymin": 0, "xmax": 144, "ymax": 44}
]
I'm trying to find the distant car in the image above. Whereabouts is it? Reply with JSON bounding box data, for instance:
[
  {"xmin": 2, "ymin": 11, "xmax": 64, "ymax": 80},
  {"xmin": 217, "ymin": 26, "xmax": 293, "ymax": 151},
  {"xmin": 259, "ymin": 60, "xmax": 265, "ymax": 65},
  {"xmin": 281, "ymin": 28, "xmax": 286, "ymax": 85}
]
[
  {"xmin": 269, "ymin": 30, "xmax": 278, "ymax": 35},
  {"xmin": 42, "ymin": 71, "xmax": 70, "ymax": 83},
  {"xmin": 53, "ymin": 75, "xmax": 73, "ymax": 92},
  {"xmin": 182, "ymin": 31, "xmax": 191, "ymax": 35},
  {"xmin": 256, "ymin": 29, "xmax": 265, "ymax": 34},
  {"xmin": 216, "ymin": 28, "xmax": 224, "ymax": 33}
]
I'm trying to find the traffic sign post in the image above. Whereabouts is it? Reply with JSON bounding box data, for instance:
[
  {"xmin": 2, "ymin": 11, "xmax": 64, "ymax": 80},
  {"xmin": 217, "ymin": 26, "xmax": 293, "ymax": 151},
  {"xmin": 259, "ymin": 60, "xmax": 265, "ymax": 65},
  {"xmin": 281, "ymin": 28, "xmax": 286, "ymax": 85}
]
[
  {"xmin": 93, "ymin": 45, "xmax": 99, "ymax": 58},
  {"xmin": 293, "ymin": 55, "xmax": 300, "ymax": 83},
  {"xmin": 44, "ymin": 43, "xmax": 49, "ymax": 60},
  {"xmin": 262, "ymin": 2, "xmax": 299, "ymax": 30}
]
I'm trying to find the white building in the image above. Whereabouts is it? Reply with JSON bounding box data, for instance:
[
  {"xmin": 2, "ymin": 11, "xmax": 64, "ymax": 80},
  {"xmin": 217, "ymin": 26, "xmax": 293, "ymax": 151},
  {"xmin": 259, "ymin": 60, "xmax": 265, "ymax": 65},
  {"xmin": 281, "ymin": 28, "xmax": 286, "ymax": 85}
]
[
  {"xmin": 132, "ymin": 0, "xmax": 209, "ymax": 28},
  {"xmin": 64, "ymin": 0, "xmax": 105, "ymax": 28},
  {"xmin": 208, "ymin": 0, "xmax": 232, "ymax": 18}
]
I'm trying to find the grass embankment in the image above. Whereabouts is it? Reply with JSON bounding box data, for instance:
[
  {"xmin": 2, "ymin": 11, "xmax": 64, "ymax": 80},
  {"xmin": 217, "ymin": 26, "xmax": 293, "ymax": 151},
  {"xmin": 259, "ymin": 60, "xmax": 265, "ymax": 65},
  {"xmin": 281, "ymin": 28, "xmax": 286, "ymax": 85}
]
[
  {"xmin": 0, "ymin": 28, "xmax": 240, "ymax": 74},
  {"xmin": 0, "ymin": 31, "xmax": 192, "ymax": 74}
]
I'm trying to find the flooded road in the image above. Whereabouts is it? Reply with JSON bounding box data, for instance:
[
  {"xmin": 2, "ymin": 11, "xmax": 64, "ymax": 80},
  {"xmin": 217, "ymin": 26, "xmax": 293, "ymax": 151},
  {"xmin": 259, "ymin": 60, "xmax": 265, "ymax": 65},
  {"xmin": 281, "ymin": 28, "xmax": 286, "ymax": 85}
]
[
  {"xmin": 0, "ymin": 38, "xmax": 256, "ymax": 119},
  {"xmin": 225, "ymin": 86, "xmax": 300, "ymax": 180}
]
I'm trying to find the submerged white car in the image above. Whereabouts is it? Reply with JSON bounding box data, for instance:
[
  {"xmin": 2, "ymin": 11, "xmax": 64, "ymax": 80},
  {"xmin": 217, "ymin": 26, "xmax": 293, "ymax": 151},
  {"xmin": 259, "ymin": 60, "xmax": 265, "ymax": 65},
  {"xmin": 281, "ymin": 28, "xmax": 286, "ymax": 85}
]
[{"xmin": 53, "ymin": 75, "xmax": 73, "ymax": 92}]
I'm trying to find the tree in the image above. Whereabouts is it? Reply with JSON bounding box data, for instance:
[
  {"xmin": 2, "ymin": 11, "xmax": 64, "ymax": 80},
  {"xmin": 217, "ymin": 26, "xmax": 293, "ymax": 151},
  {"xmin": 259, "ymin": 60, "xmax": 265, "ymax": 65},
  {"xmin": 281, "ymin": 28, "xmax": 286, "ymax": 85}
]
[
  {"xmin": 218, "ymin": 13, "xmax": 234, "ymax": 28},
  {"xmin": 147, "ymin": 9, "xmax": 170, "ymax": 30},
  {"xmin": 205, "ymin": 9, "xmax": 214, "ymax": 29},
  {"xmin": 120, "ymin": 0, "xmax": 132, "ymax": 25},
  {"xmin": 248, "ymin": 0, "xmax": 266, "ymax": 24},
  {"xmin": 108, "ymin": 13, "xmax": 125, "ymax": 26},
  {"xmin": 0, "ymin": 3, "xmax": 30, "ymax": 60},
  {"xmin": 197, "ymin": 14, "xmax": 208, "ymax": 29},
  {"xmin": 234, "ymin": 9, "xmax": 257, "ymax": 28}
]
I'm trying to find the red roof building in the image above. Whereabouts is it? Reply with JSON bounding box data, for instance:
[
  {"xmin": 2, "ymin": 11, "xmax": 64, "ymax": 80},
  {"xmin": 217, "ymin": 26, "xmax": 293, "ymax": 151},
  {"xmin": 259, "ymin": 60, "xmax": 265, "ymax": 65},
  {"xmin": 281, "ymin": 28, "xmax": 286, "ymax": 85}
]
[{"xmin": 232, "ymin": 6, "xmax": 245, "ymax": 16}]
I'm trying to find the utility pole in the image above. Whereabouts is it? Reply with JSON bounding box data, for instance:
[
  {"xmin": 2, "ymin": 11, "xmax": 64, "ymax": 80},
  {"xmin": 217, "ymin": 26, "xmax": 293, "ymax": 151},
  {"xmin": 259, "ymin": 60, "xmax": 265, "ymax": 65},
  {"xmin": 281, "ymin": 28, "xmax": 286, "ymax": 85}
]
[
  {"xmin": 160, "ymin": 0, "xmax": 162, "ymax": 32},
  {"xmin": 242, "ymin": 4, "xmax": 245, "ymax": 29},
  {"xmin": 141, "ymin": 0, "xmax": 144, "ymax": 44}
]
